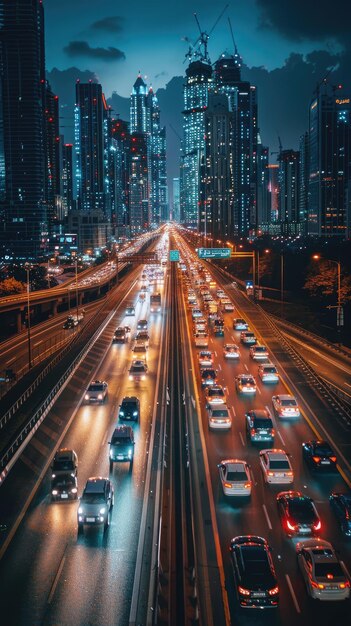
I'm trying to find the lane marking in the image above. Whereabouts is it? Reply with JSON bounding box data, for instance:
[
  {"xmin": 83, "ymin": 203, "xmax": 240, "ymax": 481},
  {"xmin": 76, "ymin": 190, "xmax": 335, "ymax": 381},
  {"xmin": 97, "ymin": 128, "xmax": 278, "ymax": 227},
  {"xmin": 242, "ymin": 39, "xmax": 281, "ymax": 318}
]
[
  {"xmin": 277, "ymin": 430, "xmax": 286, "ymax": 447},
  {"xmin": 244, "ymin": 363, "xmax": 248, "ymax": 371},
  {"xmin": 262, "ymin": 504, "xmax": 272, "ymax": 530},
  {"xmin": 239, "ymin": 431, "xmax": 244, "ymax": 446},
  {"xmin": 256, "ymin": 385, "xmax": 261, "ymax": 395},
  {"xmin": 344, "ymin": 382, "xmax": 351, "ymax": 389},
  {"xmin": 217, "ymin": 363, "xmax": 222, "ymax": 371},
  {"xmin": 34, "ymin": 340, "xmax": 43, "ymax": 347},
  {"xmin": 285, "ymin": 574, "xmax": 301, "ymax": 614},
  {"xmin": 48, "ymin": 554, "xmax": 66, "ymax": 604},
  {"xmin": 230, "ymin": 406, "xmax": 236, "ymax": 418},
  {"xmin": 5, "ymin": 356, "xmax": 16, "ymax": 365}
]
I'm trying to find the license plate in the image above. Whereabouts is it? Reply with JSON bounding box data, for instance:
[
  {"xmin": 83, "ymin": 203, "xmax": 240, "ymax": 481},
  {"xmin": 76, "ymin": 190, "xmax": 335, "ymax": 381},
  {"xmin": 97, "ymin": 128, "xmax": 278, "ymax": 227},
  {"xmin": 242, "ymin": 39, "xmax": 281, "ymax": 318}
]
[
  {"xmin": 259, "ymin": 431, "xmax": 268, "ymax": 434},
  {"xmin": 275, "ymin": 473, "xmax": 283, "ymax": 477},
  {"xmin": 86, "ymin": 517, "xmax": 95, "ymax": 522},
  {"xmin": 321, "ymin": 460, "xmax": 330, "ymax": 464},
  {"xmin": 117, "ymin": 455, "xmax": 124, "ymax": 460},
  {"xmin": 252, "ymin": 592, "xmax": 266, "ymax": 598},
  {"xmin": 61, "ymin": 494, "xmax": 68, "ymax": 499},
  {"xmin": 299, "ymin": 527, "xmax": 310, "ymax": 533}
]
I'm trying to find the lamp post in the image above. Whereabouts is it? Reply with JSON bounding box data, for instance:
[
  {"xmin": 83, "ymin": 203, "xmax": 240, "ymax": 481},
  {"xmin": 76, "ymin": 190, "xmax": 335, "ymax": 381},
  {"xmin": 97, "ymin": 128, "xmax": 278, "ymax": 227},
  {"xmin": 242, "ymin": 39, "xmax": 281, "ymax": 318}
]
[
  {"xmin": 313, "ymin": 255, "xmax": 342, "ymax": 332},
  {"xmin": 25, "ymin": 264, "xmax": 32, "ymax": 369}
]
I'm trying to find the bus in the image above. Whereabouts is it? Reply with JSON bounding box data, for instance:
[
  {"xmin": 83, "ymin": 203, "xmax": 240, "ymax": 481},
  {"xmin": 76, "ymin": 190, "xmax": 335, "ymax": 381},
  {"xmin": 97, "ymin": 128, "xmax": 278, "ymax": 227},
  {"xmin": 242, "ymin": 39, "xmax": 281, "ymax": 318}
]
[{"xmin": 150, "ymin": 292, "xmax": 161, "ymax": 312}]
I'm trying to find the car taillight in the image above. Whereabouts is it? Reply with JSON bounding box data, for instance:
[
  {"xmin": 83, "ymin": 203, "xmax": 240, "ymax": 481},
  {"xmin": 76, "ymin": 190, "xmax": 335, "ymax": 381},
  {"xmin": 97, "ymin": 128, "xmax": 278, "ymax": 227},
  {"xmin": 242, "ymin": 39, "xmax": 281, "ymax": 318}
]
[
  {"xmin": 268, "ymin": 586, "xmax": 279, "ymax": 596},
  {"xmin": 271, "ymin": 429, "xmax": 275, "ymax": 436},
  {"xmin": 267, "ymin": 471, "xmax": 274, "ymax": 476},
  {"xmin": 311, "ymin": 580, "xmax": 324, "ymax": 589},
  {"xmin": 250, "ymin": 428, "xmax": 255, "ymax": 435},
  {"xmin": 312, "ymin": 456, "xmax": 321, "ymax": 463},
  {"xmin": 238, "ymin": 586, "xmax": 250, "ymax": 596},
  {"xmin": 286, "ymin": 471, "xmax": 293, "ymax": 476},
  {"xmin": 330, "ymin": 456, "xmax": 337, "ymax": 463},
  {"xmin": 313, "ymin": 520, "xmax": 321, "ymax": 531},
  {"xmin": 286, "ymin": 519, "xmax": 297, "ymax": 531},
  {"xmin": 339, "ymin": 581, "xmax": 350, "ymax": 589}
]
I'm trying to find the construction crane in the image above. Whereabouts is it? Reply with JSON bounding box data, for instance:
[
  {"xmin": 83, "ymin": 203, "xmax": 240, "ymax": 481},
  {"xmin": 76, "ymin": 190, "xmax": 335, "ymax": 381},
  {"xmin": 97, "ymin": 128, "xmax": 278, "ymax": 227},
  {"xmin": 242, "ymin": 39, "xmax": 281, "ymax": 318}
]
[
  {"xmin": 270, "ymin": 136, "xmax": 283, "ymax": 162},
  {"xmin": 182, "ymin": 4, "xmax": 229, "ymax": 64}
]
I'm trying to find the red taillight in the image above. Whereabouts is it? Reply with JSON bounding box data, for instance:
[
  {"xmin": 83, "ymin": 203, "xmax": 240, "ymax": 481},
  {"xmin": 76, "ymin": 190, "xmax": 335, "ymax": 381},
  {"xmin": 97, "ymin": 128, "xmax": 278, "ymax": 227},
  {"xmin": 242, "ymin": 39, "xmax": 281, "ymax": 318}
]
[
  {"xmin": 268, "ymin": 586, "xmax": 279, "ymax": 596},
  {"xmin": 339, "ymin": 581, "xmax": 350, "ymax": 589},
  {"xmin": 244, "ymin": 482, "xmax": 251, "ymax": 489},
  {"xmin": 312, "ymin": 456, "xmax": 321, "ymax": 463},
  {"xmin": 311, "ymin": 580, "xmax": 324, "ymax": 590},
  {"xmin": 286, "ymin": 471, "xmax": 293, "ymax": 476},
  {"xmin": 313, "ymin": 520, "xmax": 322, "ymax": 531},
  {"xmin": 271, "ymin": 429, "xmax": 275, "ymax": 436},
  {"xmin": 250, "ymin": 428, "xmax": 255, "ymax": 435},
  {"xmin": 238, "ymin": 586, "xmax": 250, "ymax": 596},
  {"xmin": 286, "ymin": 519, "xmax": 297, "ymax": 532},
  {"xmin": 330, "ymin": 456, "xmax": 337, "ymax": 463}
]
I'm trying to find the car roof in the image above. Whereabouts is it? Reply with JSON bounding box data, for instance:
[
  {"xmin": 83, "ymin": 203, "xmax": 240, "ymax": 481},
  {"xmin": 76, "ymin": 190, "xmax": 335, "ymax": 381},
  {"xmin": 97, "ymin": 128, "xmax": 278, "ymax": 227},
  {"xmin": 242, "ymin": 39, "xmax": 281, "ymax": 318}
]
[
  {"xmin": 84, "ymin": 477, "xmax": 108, "ymax": 492},
  {"xmin": 222, "ymin": 460, "xmax": 248, "ymax": 471},
  {"xmin": 275, "ymin": 394, "xmax": 294, "ymax": 400},
  {"xmin": 264, "ymin": 449, "xmax": 288, "ymax": 460},
  {"xmin": 122, "ymin": 396, "xmax": 138, "ymax": 403},
  {"xmin": 249, "ymin": 409, "xmax": 271, "ymax": 419},
  {"xmin": 113, "ymin": 426, "xmax": 133, "ymax": 437}
]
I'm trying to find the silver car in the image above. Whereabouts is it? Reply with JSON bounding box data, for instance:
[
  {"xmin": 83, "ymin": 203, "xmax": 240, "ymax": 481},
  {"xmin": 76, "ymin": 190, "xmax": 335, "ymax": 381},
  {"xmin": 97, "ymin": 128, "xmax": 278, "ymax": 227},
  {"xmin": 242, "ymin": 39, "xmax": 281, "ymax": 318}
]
[{"xmin": 296, "ymin": 539, "xmax": 350, "ymax": 601}]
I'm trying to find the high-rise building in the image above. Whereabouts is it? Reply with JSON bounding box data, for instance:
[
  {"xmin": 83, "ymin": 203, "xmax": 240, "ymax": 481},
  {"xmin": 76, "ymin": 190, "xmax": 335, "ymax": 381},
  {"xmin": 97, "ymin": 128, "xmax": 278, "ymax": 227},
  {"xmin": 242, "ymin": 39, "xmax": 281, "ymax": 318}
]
[
  {"xmin": 130, "ymin": 74, "xmax": 149, "ymax": 135},
  {"xmin": 149, "ymin": 89, "xmax": 168, "ymax": 225},
  {"xmin": 129, "ymin": 133, "xmax": 148, "ymax": 233},
  {"xmin": 200, "ymin": 93, "xmax": 234, "ymax": 241},
  {"xmin": 44, "ymin": 81, "xmax": 61, "ymax": 232},
  {"xmin": 299, "ymin": 132, "xmax": 309, "ymax": 234},
  {"xmin": 61, "ymin": 142, "xmax": 74, "ymax": 216},
  {"xmin": 180, "ymin": 59, "xmax": 213, "ymax": 226},
  {"xmin": 172, "ymin": 177, "xmax": 180, "ymax": 222},
  {"xmin": 267, "ymin": 164, "xmax": 279, "ymax": 226},
  {"xmin": 308, "ymin": 83, "xmax": 351, "ymax": 237},
  {"xmin": 256, "ymin": 138, "xmax": 270, "ymax": 232},
  {"xmin": 214, "ymin": 52, "xmax": 258, "ymax": 235},
  {"xmin": 0, "ymin": 0, "xmax": 47, "ymax": 258},
  {"xmin": 111, "ymin": 118, "xmax": 130, "ymax": 233},
  {"xmin": 158, "ymin": 126, "xmax": 168, "ymax": 222},
  {"xmin": 278, "ymin": 149, "xmax": 300, "ymax": 234}
]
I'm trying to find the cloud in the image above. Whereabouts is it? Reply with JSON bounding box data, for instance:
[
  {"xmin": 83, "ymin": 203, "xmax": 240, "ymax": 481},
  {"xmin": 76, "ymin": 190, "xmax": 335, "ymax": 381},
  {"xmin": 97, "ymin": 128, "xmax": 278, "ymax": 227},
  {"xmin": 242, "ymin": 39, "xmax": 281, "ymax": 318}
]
[
  {"xmin": 64, "ymin": 41, "xmax": 125, "ymax": 61},
  {"xmin": 256, "ymin": 0, "xmax": 351, "ymax": 47},
  {"xmin": 155, "ymin": 71, "xmax": 168, "ymax": 79},
  {"xmin": 90, "ymin": 16, "xmax": 124, "ymax": 34}
]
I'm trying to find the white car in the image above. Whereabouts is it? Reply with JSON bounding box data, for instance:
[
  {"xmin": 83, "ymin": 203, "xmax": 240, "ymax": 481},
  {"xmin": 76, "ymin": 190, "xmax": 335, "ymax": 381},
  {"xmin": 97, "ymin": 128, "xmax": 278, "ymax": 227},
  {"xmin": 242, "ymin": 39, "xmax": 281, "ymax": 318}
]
[
  {"xmin": 296, "ymin": 539, "xmax": 350, "ymax": 601},
  {"xmin": 194, "ymin": 320, "xmax": 207, "ymax": 333},
  {"xmin": 259, "ymin": 449, "xmax": 294, "ymax": 484},
  {"xmin": 205, "ymin": 385, "xmax": 227, "ymax": 406},
  {"xmin": 240, "ymin": 331, "xmax": 257, "ymax": 345},
  {"xmin": 235, "ymin": 374, "xmax": 257, "ymax": 394},
  {"xmin": 233, "ymin": 318, "xmax": 248, "ymax": 331},
  {"xmin": 197, "ymin": 351, "xmax": 213, "ymax": 368},
  {"xmin": 250, "ymin": 345, "xmax": 269, "ymax": 360},
  {"xmin": 84, "ymin": 380, "xmax": 108, "ymax": 403},
  {"xmin": 194, "ymin": 333, "xmax": 209, "ymax": 348},
  {"xmin": 218, "ymin": 459, "xmax": 252, "ymax": 497},
  {"xmin": 223, "ymin": 343, "xmax": 240, "ymax": 359},
  {"xmin": 223, "ymin": 301, "xmax": 235, "ymax": 312},
  {"xmin": 192, "ymin": 308, "xmax": 203, "ymax": 319},
  {"xmin": 272, "ymin": 394, "xmax": 300, "ymax": 418},
  {"xmin": 258, "ymin": 363, "xmax": 279, "ymax": 383},
  {"xmin": 208, "ymin": 405, "xmax": 232, "ymax": 430}
]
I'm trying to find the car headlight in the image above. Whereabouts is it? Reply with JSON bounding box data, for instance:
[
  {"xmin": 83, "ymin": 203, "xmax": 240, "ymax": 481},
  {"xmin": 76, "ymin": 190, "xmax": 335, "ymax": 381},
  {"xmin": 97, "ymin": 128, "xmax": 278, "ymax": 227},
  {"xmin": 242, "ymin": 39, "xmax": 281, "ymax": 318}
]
[
  {"xmin": 71, "ymin": 488, "xmax": 78, "ymax": 494},
  {"xmin": 119, "ymin": 411, "xmax": 124, "ymax": 416},
  {"xmin": 129, "ymin": 375, "xmax": 133, "ymax": 380},
  {"xmin": 85, "ymin": 394, "xmax": 89, "ymax": 400},
  {"xmin": 52, "ymin": 490, "xmax": 58, "ymax": 495},
  {"xmin": 133, "ymin": 411, "xmax": 138, "ymax": 416},
  {"xmin": 141, "ymin": 375, "xmax": 146, "ymax": 380},
  {"xmin": 78, "ymin": 506, "xmax": 84, "ymax": 514},
  {"xmin": 99, "ymin": 507, "xmax": 106, "ymax": 515},
  {"xmin": 52, "ymin": 473, "xmax": 56, "ymax": 478},
  {"xmin": 97, "ymin": 394, "xmax": 103, "ymax": 400}
]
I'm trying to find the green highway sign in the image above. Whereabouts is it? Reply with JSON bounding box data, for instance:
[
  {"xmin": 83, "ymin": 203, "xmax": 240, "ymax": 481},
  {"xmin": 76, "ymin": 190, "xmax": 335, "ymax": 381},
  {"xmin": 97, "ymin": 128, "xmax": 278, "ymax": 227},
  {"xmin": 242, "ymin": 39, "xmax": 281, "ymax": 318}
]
[
  {"xmin": 169, "ymin": 249, "xmax": 180, "ymax": 262},
  {"xmin": 198, "ymin": 247, "xmax": 231, "ymax": 259}
]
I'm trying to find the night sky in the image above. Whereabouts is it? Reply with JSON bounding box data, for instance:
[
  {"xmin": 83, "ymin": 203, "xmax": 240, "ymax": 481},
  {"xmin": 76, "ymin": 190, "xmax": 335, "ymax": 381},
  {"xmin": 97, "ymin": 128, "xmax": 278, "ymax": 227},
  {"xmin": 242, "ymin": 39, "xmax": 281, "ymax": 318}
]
[{"xmin": 44, "ymin": 0, "xmax": 351, "ymax": 186}]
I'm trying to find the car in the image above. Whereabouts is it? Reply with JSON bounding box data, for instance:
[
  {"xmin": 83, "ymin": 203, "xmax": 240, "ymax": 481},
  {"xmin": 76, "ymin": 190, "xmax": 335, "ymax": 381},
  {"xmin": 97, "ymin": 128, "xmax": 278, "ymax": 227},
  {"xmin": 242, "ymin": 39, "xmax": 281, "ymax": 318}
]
[
  {"xmin": 77, "ymin": 477, "xmax": 114, "ymax": 533},
  {"xmin": 245, "ymin": 409, "xmax": 274, "ymax": 444},
  {"xmin": 208, "ymin": 405, "xmax": 232, "ymax": 430},
  {"xmin": 213, "ymin": 318, "xmax": 224, "ymax": 336},
  {"xmin": 192, "ymin": 308, "xmax": 203, "ymax": 319},
  {"xmin": 223, "ymin": 302, "xmax": 235, "ymax": 312},
  {"xmin": 197, "ymin": 350, "xmax": 213, "ymax": 368},
  {"xmin": 109, "ymin": 426, "xmax": 135, "ymax": 469},
  {"xmin": 113, "ymin": 326, "xmax": 128, "ymax": 343},
  {"xmin": 84, "ymin": 380, "xmax": 108, "ymax": 403},
  {"xmin": 136, "ymin": 330, "xmax": 149, "ymax": 346},
  {"xmin": 51, "ymin": 448, "xmax": 78, "ymax": 478},
  {"xmin": 258, "ymin": 363, "xmax": 279, "ymax": 383},
  {"xmin": 329, "ymin": 493, "xmax": 351, "ymax": 536},
  {"xmin": 125, "ymin": 306, "xmax": 135, "ymax": 316},
  {"xmin": 259, "ymin": 449, "xmax": 294, "ymax": 484},
  {"xmin": 250, "ymin": 345, "xmax": 269, "ymax": 360},
  {"xmin": 223, "ymin": 343, "xmax": 240, "ymax": 359},
  {"xmin": 201, "ymin": 368, "xmax": 217, "ymax": 388},
  {"xmin": 129, "ymin": 359, "xmax": 148, "ymax": 381},
  {"xmin": 118, "ymin": 396, "xmax": 140, "ymax": 422},
  {"xmin": 302, "ymin": 440, "xmax": 337, "ymax": 470},
  {"xmin": 217, "ymin": 289, "xmax": 225, "ymax": 298},
  {"xmin": 194, "ymin": 320, "xmax": 207, "ymax": 333},
  {"xmin": 277, "ymin": 491, "xmax": 321, "ymax": 536},
  {"xmin": 235, "ymin": 374, "xmax": 257, "ymax": 394},
  {"xmin": 51, "ymin": 474, "xmax": 78, "ymax": 501},
  {"xmin": 63, "ymin": 315, "xmax": 78, "ymax": 329},
  {"xmin": 132, "ymin": 340, "xmax": 148, "ymax": 355},
  {"xmin": 240, "ymin": 331, "xmax": 257, "ymax": 345},
  {"xmin": 205, "ymin": 385, "xmax": 227, "ymax": 406},
  {"xmin": 194, "ymin": 332, "xmax": 209, "ymax": 348},
  {"xmin": 296, "ymin": 539, "xmax": 350, "ymax": 601},
  {"xmin": 137, "ymin": 319, "xmax": 148, "ymax": 330},
  {"xmin": 218, "ymin": 459, "xmax": 252, "ymax": 496},
  {"xmin": 233, "ymin": 318, "xmax": 248, "ymax": 331},
  {"xmin": 230, "ymin": 536, "xmax": 279, "ymax": 608},
  {"xmin": 272, "ymin": 394, "xmax": 300, "ymax": 418}
]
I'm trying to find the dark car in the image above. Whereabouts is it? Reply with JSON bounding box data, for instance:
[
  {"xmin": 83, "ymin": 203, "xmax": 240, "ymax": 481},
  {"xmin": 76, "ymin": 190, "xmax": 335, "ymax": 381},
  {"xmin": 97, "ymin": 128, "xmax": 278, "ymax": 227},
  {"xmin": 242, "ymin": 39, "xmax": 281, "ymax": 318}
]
[
  {"xmin": 119, "ymin": 396, "xmax": 140, "ymax": 422},
  {"xmin": 329, "ymin": 493, "xmax": 351, "ymax": 537},
  {"xmin": 302, "ymin": 440, "xmax": 337, "ymax": 470},
  {"xmin": 51, "ymin": 474, "xmax": 78, "ymax": 501},
  {"xmin": 245, "ymin": 409, "xmax": 274, "ymax": 444},
  {"xmin": 51, "ymin": 448, "xmax": 78, "ymax": 478},
  {"xmin": 137, "ymin": 319, "xmax": 148, "ymax": 330},
  {"xmin": 125, "ymin": 306, "xmax": 135, "ymax": 316},
  {"xmin": 63, "ymin": 315, "xmax": 78, "ymax": 329},
  {"xmin": 113, "ymin": 327, "xmax": 127, "ymax": 343},
  {"xmin": 277, "ymin": 491, "xmax": 321, "ymax": 537},
  {"xmin": 213, "ymin": 318, "xmax": 224, "ymax": 336},
  {"xmin": 77, "ymin": 477, "xmax": 114, "ymax": 533},
  {"xmin": 201, "ymin": 368, "xmax": 217, "ymax": 388},
  {"xmin": 230, "ymin": 536, "xmax": 279, "ymax": 608},
  {"xmin": 109, "ymin": 426, "xmax": 135, "ymax": 470}
]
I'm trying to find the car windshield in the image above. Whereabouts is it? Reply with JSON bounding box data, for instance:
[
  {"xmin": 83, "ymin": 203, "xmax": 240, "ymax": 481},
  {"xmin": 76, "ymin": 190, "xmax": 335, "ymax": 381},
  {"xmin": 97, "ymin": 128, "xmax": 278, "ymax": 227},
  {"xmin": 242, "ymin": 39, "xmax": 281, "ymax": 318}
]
[
  {"xmin": 82, "ymin": 493, "xmax": 105, "ymax": 504},
  {"xmin": 263, "ymin": 367, "xmax": 276, "ymax": 374},
  {"xmin": 89, "ymin": 384, "xmax": 104, "ymax": 392},
  {"xmin": 255, "ymin": 347, "xmax": 266, "ymax": 352},
  {"xmin": 209, "ymin": 388, "xmax": 224, "ymax": 396},
  {"xmin": 203, "ymin": 370, "xmax": 216, "ymax": 378},
  {"xmin": 241, "ymin": 377, "xmax": 253, "ymax": 385},
  {"xmin": 52, "ymin": 476, "xmax": 75, "ymax": 488},
  {"xmin": 254, "ymin": 418, "xmax": 272, "ymax": 428},
  {"xmin": 115, "ymin": 330, "xmax": 125, "ymax": 336},
  {"xmin": 281, "ymin": 398, "xmax": 296, "ymax": 406},
  {"xmin": 314, "ymin": 444, "xmax": 334, "ymax": 455},
  {"xmin": 52, "ymin": 459, "xmax": 74, "ymax": 471},
  {"xmin": 245, "ymin": 333, "xmax": 254, "ymax": 337},
  {"xmin": 131, "ymin": 365, "xmax": 145, "ymax": 372},
  {"xmin": 269, "ymin": 460, "xmax": 290, "ymax": 470},
  {"xmin": 227, "ymin": 471, "xmax": 247, "ymax": 481},
  {"xmin": 314, "ymin": 563, "xmax": 345, "ymax": 578},
  {"xmin": 289, "ymin": 498, "xmax": 314, "ymax": 516},
  {"xmin": 122, "ymin": 402, "xmax": 137, "ymax": 410},
  {"xmin": 112, "ymin": 437, "xmax": 130, "ymax": 445}
]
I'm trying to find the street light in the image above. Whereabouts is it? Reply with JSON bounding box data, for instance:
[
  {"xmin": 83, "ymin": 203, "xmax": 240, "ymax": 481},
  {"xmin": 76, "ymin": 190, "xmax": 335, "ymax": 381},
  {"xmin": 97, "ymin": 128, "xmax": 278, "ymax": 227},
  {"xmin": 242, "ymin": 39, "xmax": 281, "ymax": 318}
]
[
  {"xmin": 25, "ymin": 264, "xmax": 32, "ymax": 369},
  {"xmin": 313, "ymin": 255, "xmax": 342, "ymax": 331}
]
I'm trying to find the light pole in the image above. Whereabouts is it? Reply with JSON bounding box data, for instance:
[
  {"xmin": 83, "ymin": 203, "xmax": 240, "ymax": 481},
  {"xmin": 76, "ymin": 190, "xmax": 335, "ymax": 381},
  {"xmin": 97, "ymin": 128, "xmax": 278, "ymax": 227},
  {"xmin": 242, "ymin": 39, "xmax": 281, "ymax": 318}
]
[
  {"xmin": 25, "ymin": 264, "xmax": 32, "ymax": 369},
  {"xmin": 280, "ymin": 253, "xmax": 284, "ymax": 305},
  {"xmin": 313, "ymin": 255, "xmax": 342, "ymax": 332}
]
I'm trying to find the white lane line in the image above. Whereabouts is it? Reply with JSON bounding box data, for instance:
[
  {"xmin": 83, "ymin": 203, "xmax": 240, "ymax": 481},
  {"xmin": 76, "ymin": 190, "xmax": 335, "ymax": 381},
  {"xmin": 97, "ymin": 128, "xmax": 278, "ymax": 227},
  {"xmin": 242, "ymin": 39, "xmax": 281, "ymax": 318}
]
[
  {"xmin": 217, "ymin": 363, "xmax": 222, "ymax": 371},
  {"xmin": 262, "ymin": 504, "xmax": 272, "ymax": 530},
  {"xmin": 239, "ymin": 431, "xmax": 244, "ymax": 446},
  {"xmin": 231, "ymin": 334, "xmax": 236, "ymax": 341},
  {"xmin": 5, "ymin": 356, "xmax": 16, "ymax": 365},
  {"xmin": 277, "ymin": 430, "xmax": 286, "ymax": 447},
  {"xmin": 48, "ymin": 554, "xmax": 66, "ymax": 604},
  {"xmin": 308, "ymin": 360, "xmax": 319, "ymax": 368},
  {"xmin": 230, "ymin": 406, "xmax": 236, "ymax": 418},
  {"xmin": 256, "ymin": 385, "xmax": 261, "ymax": 395},
  {"xmin": 214, "ymin": 351, "xmax": 217, "ymax": 357},
  {"xmin": 345, "ymin": 382, "xmax": 351, "ymax": 389},
  {"xmin": 244, "ymin": 363, "xmax": 248, "ymax": 371},
  {"xmin": 191, "ymin": 395, "xmax": 196, "ymax": 408},
  {"xmin": 34, "ymin": 340, "xmax": 43, "ymax": 347},
  {"xmin": 285, "ymin": 574, "xmax": 301, "ymax": 613}
]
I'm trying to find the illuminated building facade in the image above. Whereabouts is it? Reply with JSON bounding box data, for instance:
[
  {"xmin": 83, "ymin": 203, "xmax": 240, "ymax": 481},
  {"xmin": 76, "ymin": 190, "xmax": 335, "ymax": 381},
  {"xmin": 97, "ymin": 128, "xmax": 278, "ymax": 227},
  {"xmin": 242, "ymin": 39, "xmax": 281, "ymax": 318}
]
[
  {"xmin": 256, "ymin": 138, "xmax": 270, "ymax": 232},
  {"xmin": 44, "ymin": 81, "xmax": 61, "ymax": 232},
  {"xmin": 61, "ymin": 143, "xmax": 74, "ymax": 216},
  {"xmin": 111, "ymin": 119, "xmax": 130, "ymax": 232},
  {"xmin": 278, "ymin": 149, "xmax": 300, "ymax": 235},
  {"xmin": 299, "ymin": 132, "xmax": 309, "ymax": 233},
  {"xmin": 180, "ymin": 59, "xmax": 213, "ymax": 226},
  {"xmin": 129, "ymin": 133, "xmax": 148, "ymax": 233},
  {"xmin": 0, "ymin": 0, "xmax": 47, "ymax": 258},
  {"xmin": 308, "ymin": 84, "xmax": 351, "ymax": 237}
]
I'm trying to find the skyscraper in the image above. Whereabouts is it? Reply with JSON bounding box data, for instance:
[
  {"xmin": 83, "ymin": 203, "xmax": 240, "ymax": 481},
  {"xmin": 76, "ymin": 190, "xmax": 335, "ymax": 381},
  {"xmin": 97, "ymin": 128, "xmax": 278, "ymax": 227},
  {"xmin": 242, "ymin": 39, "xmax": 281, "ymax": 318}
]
[
  {"xmin": 256, "ymin": 139, "xmax": 270, "ymax": 232},
  {"xmin": 278, "ymin": 149, "xmax": 300, "ymax": 234},
  {"xmin": 61, "ymin": 143, "xmax": 74, "ymax": 216},
  {"xmin": 308, "ymin": 83, "xmax": 351, "ymax": 237},
  {"xmin": 130, "ymin": 74, "xmax": 149, "ymax": 135},
  {"xmin": 214, "ymin": 52, "xmax": 258, "ymax": 236},
  {"xmin": 180, "ymin": 59, "xmax": 213, "ymax": 226},
  {"xmin": 172, "ymin": 178, "xmax": 180, "ymax": 222},
  {"xmin": 44, "ymin": 81, "xmax": 61, "ymax": 232},
  {"xmin": 111, "ymin": 118, "xmax": 130, "ymax": 233},
  {"xmin": 0, "ymin": 0, "xmax": 47, "ymax": 258},
  {"xmin": 149, "ymin": 89, "xmax": 168, "ymax": 225},
  {"xmin": 129, "ymin": 133, "xmax": 148, "ymax": 233}
]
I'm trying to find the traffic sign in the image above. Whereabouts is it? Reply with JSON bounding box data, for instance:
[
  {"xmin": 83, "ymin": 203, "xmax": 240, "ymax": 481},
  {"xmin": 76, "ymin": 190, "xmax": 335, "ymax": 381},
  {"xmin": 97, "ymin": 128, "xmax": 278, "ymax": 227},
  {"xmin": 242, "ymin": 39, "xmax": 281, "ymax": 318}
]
[
  {"xmin": 169, "ymin": 249, "xmax": 180, "ymax": 262},
  {"xmin": 198, "ymin": 247, "xmax": 231, "ymax": 259}
]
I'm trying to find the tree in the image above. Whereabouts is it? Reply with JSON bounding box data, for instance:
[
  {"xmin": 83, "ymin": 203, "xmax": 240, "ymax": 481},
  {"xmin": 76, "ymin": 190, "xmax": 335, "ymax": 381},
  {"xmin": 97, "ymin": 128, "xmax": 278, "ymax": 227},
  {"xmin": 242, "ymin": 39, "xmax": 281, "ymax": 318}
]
[
  {"xmin": 303, "ymin": 260, "xmax": 351, "ymax": 304},
  {"xmin": 0, "ymin": 277, "xmax": 26, "ymax": 296}
]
